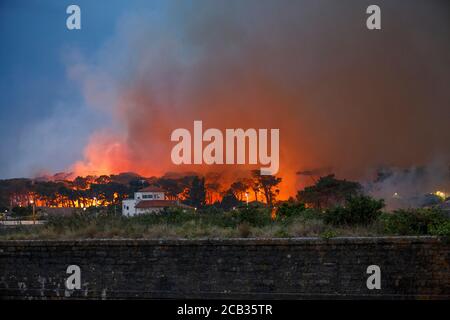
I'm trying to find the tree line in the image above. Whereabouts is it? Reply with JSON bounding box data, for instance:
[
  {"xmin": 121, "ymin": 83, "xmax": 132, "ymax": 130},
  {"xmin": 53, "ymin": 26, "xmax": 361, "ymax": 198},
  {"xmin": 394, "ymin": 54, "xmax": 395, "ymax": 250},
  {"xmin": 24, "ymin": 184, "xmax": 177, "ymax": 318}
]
[
  {"xmin": 3, "ymin": 170, "xmax": 430, "ymax": 214},
  {"xmin": 0, "ymin": 170, "xmax": 285, "ymax": 211}
]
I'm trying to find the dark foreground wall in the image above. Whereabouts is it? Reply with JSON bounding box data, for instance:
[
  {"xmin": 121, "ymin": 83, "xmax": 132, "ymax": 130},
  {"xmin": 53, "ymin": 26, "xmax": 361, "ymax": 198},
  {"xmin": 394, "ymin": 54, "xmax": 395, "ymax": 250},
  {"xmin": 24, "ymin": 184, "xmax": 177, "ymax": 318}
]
[{"xmin": 0, "ymin": 237, "xmax": 449, "ymax": 299}]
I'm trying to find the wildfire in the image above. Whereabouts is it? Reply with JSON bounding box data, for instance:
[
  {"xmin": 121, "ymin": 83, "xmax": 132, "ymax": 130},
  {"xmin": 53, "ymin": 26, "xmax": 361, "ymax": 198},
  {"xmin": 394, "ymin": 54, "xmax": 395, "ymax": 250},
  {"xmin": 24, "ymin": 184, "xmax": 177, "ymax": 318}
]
[
  {"xmin": 435, "ymin": 191, "xmax": 446, "ymax": 201},
  {"xmin": 10, "ymin": 191, "xmax": 122, "ymax": 209},
  {"xmin": 71, "ymin": 132, "xmax": 133, "ymax": 177}
]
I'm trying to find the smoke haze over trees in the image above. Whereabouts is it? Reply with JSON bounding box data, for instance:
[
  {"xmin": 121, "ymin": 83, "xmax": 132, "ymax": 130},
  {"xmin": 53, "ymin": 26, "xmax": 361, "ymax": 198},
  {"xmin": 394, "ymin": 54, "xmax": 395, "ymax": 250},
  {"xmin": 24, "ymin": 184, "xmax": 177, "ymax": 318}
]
[{"xmin": 0, "ymin": 1, "xmax": 449, "ymax": 199}]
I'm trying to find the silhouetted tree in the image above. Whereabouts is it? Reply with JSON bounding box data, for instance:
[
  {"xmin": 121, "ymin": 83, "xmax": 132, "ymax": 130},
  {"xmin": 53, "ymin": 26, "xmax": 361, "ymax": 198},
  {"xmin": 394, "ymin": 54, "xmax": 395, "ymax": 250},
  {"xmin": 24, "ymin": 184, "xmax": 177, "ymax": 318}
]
[
  {"xmin": 296, "ymin": 174, "xmax": 362, "ymax": 209},
  {"xmin": 251, "ymin": 170, "xmax": 282, "ymax": 206},
  {"xmin": 73, "ymin": 176, "xmax": 89, "ymax": 190},
  {"xmin": 220, "ymin": 190, "xmax": 241, "ymax": 211},
  {"xmin": 185, "ymin": 176, "xmax": 206, "ymax": 208},
  {"xmin": 230, "ymin": 181, "xmax": 248, "ymax": 201},
  {"xmin": 95, "ymin": 175, "xmax": 111, "ymax": 184},
  {"xmin": 157, "ymin": 178, "xmax": 184, "ymax": 200}
]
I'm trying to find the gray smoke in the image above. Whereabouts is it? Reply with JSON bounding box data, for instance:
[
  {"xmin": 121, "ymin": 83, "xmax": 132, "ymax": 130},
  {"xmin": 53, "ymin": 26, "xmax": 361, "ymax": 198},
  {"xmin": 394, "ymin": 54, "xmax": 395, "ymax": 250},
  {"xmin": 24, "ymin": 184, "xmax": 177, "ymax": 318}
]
[{"xmin": 2, "ymin": 1, "xmax": 449, "ymax": 201}]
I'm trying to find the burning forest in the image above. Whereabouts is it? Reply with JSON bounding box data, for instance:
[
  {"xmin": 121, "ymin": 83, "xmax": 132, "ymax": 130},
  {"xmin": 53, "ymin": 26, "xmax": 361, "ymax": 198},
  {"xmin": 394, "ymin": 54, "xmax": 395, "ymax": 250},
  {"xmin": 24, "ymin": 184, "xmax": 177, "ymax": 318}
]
[
  {"xmin": 0, "ymin": 1, "xmax": 449, "ymax": 218},
  {"xmin": 0, "ymin": 168, "xmax": 288, "ymax": 211},
  {"xmin": 0, "ymin": 164, "xmax": 449, "ymax": 217}
]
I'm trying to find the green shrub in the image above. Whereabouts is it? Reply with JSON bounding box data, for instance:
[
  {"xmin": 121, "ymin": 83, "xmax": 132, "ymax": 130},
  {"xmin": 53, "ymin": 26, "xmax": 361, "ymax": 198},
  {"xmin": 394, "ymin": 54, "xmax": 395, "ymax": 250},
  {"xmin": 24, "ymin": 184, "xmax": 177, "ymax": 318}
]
[
  {"xmin": 324, "ymin": 195, "xmax": 384, "ymax": 226},
  {"xmin": 274, "ymin": 228, "xmax": 289, "ymax": 238},
  {"xmin": 201, "ymin": 212, "xmax": 236, "ymax": 228},
  {"xmin": 198, "ymin": 206, "xmax": 224, "ymax": 215},
  {"xmin": 320, "ymin": 230, "xmax": 337, "ymax": 239},
  {"xmin": 276, "ymin": 202, "xmax": 306, "ymax": 219},
  {"xmin": 127, "ymin": 208, "xmax": 195, "ymax": 226},
  {"xmin": 161, "ymin": 208, "xmax": 197, "ymax": 224},
  {"xmin": 380, "ymin": 208, "xmax": 448, "ymax": 235},
  {"xmin": 233, "ymin": 207, "xmax": 272, "ymax": 227},
  {"xmin": 11, "ymin": 206, "xmax": 33, "ymax": 218},
  {"xmin": 47, "ymin": 211, "xmax": 94, "ymax": 230},
  {"xmin": 429, "ymin": 220, "xmax": 450, "ymax": 237}
]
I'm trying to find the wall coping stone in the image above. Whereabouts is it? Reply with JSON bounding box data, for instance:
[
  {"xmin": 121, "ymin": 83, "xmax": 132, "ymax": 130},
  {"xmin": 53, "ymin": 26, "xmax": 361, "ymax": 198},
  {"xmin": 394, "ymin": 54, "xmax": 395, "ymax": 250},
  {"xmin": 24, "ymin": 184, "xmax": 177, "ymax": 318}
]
[{"xmin": 0, "ymin": 236, "xmax": 445, "ymax": 247}]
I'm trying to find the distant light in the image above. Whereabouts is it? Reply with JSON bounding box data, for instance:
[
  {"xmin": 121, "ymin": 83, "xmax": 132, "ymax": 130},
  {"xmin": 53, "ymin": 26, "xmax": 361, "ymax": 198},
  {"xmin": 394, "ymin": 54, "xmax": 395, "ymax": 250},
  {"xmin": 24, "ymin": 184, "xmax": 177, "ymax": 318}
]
[{"xmin": 435, "ymin": 191, "xmax": 446, "ymax": 200}]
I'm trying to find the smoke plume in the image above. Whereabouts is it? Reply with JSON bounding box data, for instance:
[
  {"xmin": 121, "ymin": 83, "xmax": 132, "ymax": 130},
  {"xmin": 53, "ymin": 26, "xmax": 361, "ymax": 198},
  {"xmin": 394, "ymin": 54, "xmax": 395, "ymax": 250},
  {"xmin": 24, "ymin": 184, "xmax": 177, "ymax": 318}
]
[{"xmin": 68, "ymin": 0, "xmax": 450, "ymax": 197}]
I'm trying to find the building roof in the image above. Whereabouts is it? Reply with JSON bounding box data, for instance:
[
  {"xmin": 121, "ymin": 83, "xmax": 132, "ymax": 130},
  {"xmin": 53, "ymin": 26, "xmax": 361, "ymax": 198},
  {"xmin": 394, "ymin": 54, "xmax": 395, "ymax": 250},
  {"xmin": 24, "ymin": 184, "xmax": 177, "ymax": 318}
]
[
  {"xmin": 138, "ymin": 186, "xmax": 166, "ymax": 193},
  {"xmin": 135, "ymin": 200, "xmax": 178, "ymax": 208}
]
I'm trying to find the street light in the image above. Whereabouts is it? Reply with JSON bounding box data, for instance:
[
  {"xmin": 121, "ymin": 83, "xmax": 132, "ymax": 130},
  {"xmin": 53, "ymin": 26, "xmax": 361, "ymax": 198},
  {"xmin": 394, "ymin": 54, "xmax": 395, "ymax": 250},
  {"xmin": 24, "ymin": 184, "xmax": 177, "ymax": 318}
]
[{"xmin": 30, "ymin": 199, "xmax": 36, "ymax": 225}]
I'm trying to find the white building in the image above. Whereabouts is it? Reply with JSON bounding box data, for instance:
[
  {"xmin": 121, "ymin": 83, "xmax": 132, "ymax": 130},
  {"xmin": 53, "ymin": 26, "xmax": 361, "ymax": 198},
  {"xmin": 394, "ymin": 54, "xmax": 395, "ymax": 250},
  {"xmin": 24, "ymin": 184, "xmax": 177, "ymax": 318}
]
[{"xmin": 122, "ymin": 186, "xmax": 189, "ymax": 216}]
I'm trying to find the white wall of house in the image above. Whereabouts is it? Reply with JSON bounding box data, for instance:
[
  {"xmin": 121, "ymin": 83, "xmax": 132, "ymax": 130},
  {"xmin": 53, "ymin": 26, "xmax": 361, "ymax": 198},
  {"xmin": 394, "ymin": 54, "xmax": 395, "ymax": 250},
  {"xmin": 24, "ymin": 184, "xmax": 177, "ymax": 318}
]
[
  {"xmin": 136, "ymin": 207, "xmax": 164, "ymax": 214},
  {"xmin": 122, "ymin": 199, "xmax": 137, "ymax": 216},
  {"xmin": 122, "ymin": 191, "xmax": 166, "ymax": 216},
  {"xmin": 135, "ymin": 191, "xmax": 165, "ymax": 201}
]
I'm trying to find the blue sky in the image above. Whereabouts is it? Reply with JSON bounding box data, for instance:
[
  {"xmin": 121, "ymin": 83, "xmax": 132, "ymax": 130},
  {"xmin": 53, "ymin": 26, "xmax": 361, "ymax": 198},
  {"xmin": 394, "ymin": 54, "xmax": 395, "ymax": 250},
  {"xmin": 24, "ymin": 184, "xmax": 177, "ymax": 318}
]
[{"xmin": 0, "ymin": 0, "xmax": 164, "ymax": 178}]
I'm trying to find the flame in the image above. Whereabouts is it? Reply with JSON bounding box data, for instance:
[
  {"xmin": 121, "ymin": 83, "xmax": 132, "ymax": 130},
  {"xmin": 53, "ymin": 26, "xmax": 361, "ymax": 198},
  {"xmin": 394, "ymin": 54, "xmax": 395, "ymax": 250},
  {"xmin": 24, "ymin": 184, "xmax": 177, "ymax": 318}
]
[
  {"xmin": 70, "ymin": 128, "xmax": 301, "ymax": 201},
  {"xmin": 435, "ymin": 191, "xmax": 446, "ymax": 200},
  {"xmin": 10, "ymin": 191, "xmax": 120, "ymax": 209},
  {"xmin": 71, "ymin": 131, "xmax": 133, "ymax": 177}
]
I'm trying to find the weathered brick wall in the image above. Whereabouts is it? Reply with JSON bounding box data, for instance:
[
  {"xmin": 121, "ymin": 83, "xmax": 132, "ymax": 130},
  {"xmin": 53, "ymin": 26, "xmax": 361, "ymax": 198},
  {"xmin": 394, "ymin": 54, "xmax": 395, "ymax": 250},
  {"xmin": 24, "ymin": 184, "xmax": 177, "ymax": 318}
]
[{"xmin": 0, "ymin": 237, "xmax": 448, "ymax": 299}]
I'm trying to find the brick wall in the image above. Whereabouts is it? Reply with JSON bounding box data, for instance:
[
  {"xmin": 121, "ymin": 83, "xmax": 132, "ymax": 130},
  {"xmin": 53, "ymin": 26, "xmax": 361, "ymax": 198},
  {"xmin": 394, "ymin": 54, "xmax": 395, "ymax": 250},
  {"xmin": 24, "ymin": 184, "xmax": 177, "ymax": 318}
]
[{"xmin": 0, "ymin": 237, "xmax": 448, "ymax": 299}]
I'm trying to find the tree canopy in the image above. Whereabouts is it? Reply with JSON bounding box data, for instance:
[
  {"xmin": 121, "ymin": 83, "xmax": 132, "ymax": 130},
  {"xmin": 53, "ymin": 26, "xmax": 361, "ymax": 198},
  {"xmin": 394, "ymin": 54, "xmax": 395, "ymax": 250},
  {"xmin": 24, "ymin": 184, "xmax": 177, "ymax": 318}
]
[{"xmin": 296, "ymin": 174, "xmax": 362, "ymax": 209}]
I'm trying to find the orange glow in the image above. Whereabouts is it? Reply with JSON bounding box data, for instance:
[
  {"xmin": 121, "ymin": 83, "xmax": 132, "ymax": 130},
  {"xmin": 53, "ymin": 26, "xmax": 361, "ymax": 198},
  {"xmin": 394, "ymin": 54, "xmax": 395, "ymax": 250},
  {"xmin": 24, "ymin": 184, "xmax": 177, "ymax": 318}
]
[
  {"xmin": 72, "ymin": 131, "xmax": 134, "ymax": 177},
  {"xmin": 9, "ymin": 189, "xmax": 125, "ymax": 209},
  {"xmin": 271, "ymin": 207, "xmax": 277, "ymax": 220},
  {"xmin": 71, "ymin": 133, "xmax": 300, "ymax": 202}
]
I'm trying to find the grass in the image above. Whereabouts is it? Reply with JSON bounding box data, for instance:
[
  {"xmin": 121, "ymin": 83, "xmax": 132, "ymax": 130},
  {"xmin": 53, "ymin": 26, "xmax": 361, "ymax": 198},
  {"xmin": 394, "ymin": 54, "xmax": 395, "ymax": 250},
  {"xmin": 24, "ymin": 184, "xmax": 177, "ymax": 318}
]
[
  {"xmin": 0, "ymin": 212, "xmax": 379, "ymax": 240},
  {"xmin": 0, "ymin": 206, "xmax": 448, "ymax": 240}
]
